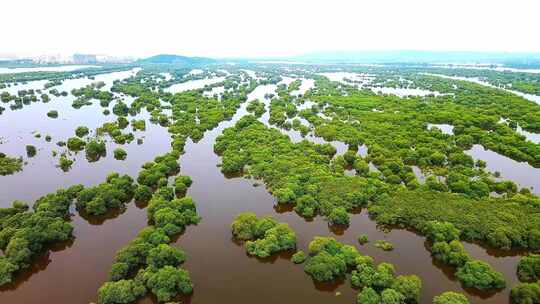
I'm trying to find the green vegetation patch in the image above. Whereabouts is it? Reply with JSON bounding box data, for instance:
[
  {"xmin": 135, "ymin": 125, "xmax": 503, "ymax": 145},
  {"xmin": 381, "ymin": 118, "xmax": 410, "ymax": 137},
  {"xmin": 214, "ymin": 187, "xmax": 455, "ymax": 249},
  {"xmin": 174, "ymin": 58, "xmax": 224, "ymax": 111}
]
[
  {"xmin": 0, "ymin": 153, "xmax": 23, "ymax": 175},
  {"xmin": 231, "ymin": 212, "xmax": 296, "ymax": 258},
  {"xmin": 369, "ymin": 190, "xmax": 540, "ymax": 250},
  {"xmin": 517, "ymin": 254, "xmax": 540, "ymax": 282},
  {"xmin": 0, "ymin": 185, "xmax": 83, "ymax": 285},
  {"xmin": 76, "ymin": 173, "xmax": 134, "ymax": 215}
]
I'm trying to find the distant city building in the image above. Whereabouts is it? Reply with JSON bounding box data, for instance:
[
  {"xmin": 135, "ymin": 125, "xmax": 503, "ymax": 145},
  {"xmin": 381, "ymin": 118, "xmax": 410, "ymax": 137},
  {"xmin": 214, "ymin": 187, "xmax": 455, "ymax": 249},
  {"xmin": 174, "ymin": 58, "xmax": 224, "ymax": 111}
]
[
  {"xmin": 73, "ymin": 53, "xmax": 98, "ymax": 64},
  {"xmin": 10, "ymin": 53, "xmax": 136, "ymax": 64},
  {"xmin": 34, "ymin": 54, "xmax": 71, "ymax": 64}
]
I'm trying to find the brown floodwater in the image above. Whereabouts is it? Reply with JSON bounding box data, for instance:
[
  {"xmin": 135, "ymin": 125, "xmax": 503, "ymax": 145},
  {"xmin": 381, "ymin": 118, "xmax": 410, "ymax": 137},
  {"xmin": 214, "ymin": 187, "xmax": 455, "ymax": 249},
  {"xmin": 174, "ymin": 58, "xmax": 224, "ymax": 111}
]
[{"xmin": 0, "ymin": 77, "xmax": 530, "ymax": 304}]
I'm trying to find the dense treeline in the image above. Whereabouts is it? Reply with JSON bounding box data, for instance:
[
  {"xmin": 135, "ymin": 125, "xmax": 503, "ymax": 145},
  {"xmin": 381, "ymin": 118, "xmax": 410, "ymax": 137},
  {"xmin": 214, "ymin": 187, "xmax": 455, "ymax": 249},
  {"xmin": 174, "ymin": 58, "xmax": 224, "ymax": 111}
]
[
  {"xmin": 0, "ymin": 65, "xmax": 133, "ymax": 84},
  {"xmin": 369, "ymin": 191, "xmax": 540, "ymax": 250},
  {"xmin": 420, "ymin": 67, "xmax": 540, "ymax": 96}
]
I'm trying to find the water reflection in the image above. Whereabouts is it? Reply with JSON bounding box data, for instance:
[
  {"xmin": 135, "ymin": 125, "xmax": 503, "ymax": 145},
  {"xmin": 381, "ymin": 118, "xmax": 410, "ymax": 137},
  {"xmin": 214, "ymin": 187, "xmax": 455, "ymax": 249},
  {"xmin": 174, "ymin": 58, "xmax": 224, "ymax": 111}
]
[
  {"xmin": 466, "ymin": 144, "xmax": 540, "ymax": 194},
  {"xmin": 516, "ymin": 125, "xmax": 540, "ymax": 144},
  {"xmin": 427, "ymin": 123, "xmax": 455, "ymax": 135}
]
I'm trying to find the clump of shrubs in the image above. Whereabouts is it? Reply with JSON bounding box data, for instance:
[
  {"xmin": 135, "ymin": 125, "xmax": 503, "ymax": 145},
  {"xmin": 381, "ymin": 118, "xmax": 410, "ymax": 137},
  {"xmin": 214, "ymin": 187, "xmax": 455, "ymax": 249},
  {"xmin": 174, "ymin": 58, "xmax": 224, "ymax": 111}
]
[
  {"xmin": 147, "ymin": 195, "xmax": 200, "ymax": 236},
  {"xmin": 67, "ymin": 137, "xmax": 86, "ymax": 151},
  {"xmin": 85, "ymin": 140, "xmax": 106, "ymax": 162},
  {"xmin": 97, "ymin": 118, "xmax": 135, "ymax": 144},
  {"xmin": 433, "ymin": 291, "xmax": 470, "ymax": 304},
  {"xmin": 304, "ymin": 236, "xmax": 360, "ymax": 282},
  {"xmin": 0, "ymin": 153, "xmax": 23, "ymax": 176},
  {"xmin": 511, "ymin": 281, "xmax": 540, "ymax": 304},
  {"xmin": 328, "ymin": 206, "xmax": 350, "ymax": 225},
  {"xmin": 358, "ymin": 234, "xmax": 369, "ymax": 245},
  {"xmin": 174, "ymin": 175, "xmax": 192, "ymax": 195},
  {"xmin": 113, "ymin": 148, "xmax": 127, "ymax": 160},
  {"xmin": 291, "ymin": 250, "xmax": 307, "ymax": 264},
  {"xmin": 75, "ymin": 126, "xmax": 89, "ymax": 138},
  {"xmin": 231, "ymin": 212, "xmax": 296, "ymax": 258},
  {"xmin": 351, "ymin": 255, "xmax": 422, "ymax": 304},
  {"xmin": 131, "ymin": 119, "xmax": 146, "ymax": 131},
  {"xmin": 113, "ymin": 100, "xmax": 129, "ymax": 116},
  {"xmin": 374, "ymin": 240, "xmax": 394, "ymax": 251},
  {"xmin": 300, "ymin": 236, "xmax": 422, "ymax": 304},
  {"xmin": 76, "ymin": 173, "xmax": 135, "ymax": 215},
  {"xmin": 134, "ymin": 185, "xmax": 153, "ymax": 203},
  {"xmin": 137, "ymin": 152, "xmax": 180, "ymax": 188},
  {"xmin": 58, "ymin": 155, "xmax": 74, "ymax": 172},
  {"xmin": 47, "ymin": 110, "xmax": 58, "ymax": 118},
  {"xmin": 98, "ymin": 180, "xmax": 199, "ymax": 303},
  {"xmin": 25, "ymin": 145, "xmax": 37, "ymax": 157},
  {"xmin": 517, "ymin": 254, "xmax": 540, "ymax": 282},
  {"xmin": 246, "ymin": 100, "xmax": 266, "ymax": 117}
]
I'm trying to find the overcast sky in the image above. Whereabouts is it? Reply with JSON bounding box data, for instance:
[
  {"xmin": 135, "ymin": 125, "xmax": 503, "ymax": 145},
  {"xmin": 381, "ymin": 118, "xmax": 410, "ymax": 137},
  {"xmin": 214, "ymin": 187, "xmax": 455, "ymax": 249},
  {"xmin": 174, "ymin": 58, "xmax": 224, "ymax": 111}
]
[{"xmin": 2, "ymin": 0, "xmax": 539, "ymax": 58}]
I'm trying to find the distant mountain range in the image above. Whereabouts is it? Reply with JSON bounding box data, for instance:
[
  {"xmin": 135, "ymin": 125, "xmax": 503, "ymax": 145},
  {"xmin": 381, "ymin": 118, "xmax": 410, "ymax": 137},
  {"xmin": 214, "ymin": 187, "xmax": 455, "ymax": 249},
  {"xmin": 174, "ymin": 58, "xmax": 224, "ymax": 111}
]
[
  {"xmin": 137, "ymin": 54, "xmax": 216, "ymax": 66},
  {"xmin": 291, "ymin": 50, "xmax": 540, "ymax": 66}
]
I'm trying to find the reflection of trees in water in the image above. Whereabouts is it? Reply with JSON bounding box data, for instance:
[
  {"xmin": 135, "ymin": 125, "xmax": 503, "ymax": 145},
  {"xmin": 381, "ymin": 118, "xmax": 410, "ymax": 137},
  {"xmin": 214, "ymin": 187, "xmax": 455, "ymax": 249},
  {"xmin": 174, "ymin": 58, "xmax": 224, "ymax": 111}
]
[
  {"xmin": 0, "ymin": 238, "xmax": 74, "ymax": 292},
  {"xmin": 246, "ymin": 249, "xmax": 295, "ymax": 265},
  {"xmin": 466, "ymin": 240, "xmax": 526, "ymax": 259},
  {"xmin": 77, "ymin": 205, "xmax": 128, "ymax": 225},
  {"xmin": 273, "ymin": 203, "xmax": 294, "ymax": 214},
  {"xmin": 328, "ymin": 223, "xmax": 348, "ymax": 236},
  {"xmin": 138, "ymin": 292, "xmax": 194, "ymax": 304},
  {"xmin": 312, "ymin": 276, "xmax": 345, "ymax": 292}
]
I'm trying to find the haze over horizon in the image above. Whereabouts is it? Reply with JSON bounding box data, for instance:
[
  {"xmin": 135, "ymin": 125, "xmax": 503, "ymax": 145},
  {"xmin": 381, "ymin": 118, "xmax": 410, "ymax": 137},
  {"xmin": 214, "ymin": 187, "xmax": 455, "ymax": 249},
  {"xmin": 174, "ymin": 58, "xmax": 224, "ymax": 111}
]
[{"xmin": 2, "ymin": 0, "xmax": 540, "ymax": 59}]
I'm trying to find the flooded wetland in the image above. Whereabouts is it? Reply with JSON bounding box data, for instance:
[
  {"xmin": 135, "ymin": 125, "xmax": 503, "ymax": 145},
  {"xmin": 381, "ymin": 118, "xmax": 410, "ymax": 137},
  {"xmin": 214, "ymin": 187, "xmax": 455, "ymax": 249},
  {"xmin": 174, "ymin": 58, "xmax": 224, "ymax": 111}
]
[{"xmin": 1, "ymin": 60, "xmax": 539, "ymax": 304}]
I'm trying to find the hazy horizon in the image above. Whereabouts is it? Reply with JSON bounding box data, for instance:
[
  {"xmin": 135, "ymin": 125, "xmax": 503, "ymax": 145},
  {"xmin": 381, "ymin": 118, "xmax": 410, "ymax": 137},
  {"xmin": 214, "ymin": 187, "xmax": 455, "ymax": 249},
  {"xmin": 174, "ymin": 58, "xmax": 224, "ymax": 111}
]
[{"xmin": 2, "ymin": 0, "xmax": 540, "ymax": 59}]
